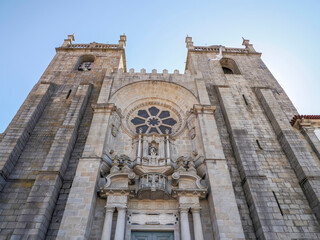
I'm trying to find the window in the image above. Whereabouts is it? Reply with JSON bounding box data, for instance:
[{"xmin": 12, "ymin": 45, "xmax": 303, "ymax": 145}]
[
  {"xmin": 78, "ymin": 61, "xmax": 93, "ymax": 71},
  {"xmin": 220, "ymin": 58, "xmax": 241, "ymax": 74},
  {"xmin": 130, "ymin": 106, "xmax": 178, "ymax": 134},
  {"xmin": 222, "ymin": 67, "xmax": 233, "ymax": 74},
  {"xmin": 75, "ymin": 55, "xmax": 95, "ymax": 71}
]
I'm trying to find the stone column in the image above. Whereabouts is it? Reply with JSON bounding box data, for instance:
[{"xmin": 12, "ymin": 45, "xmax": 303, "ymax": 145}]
[
  {"xmin": 180, "ymin": 207, "xmax": 191, "ymax": 240},
  {"xmin": 101, "ymin": 206, "xmax": 115, "ymax": 240},
  {"xmin": 191, "ymin": 207, "xmax": 204, "ymax": 240},
  {"xmin": 165, "ymin": 133, "xmax": 171, "ymax": 165},
  {"xmin": 137, "ymin": 132, "xmax": 142, "ymax": 164},
  {"xmin": 114, "ymin": 206, "xmax": 127, "ymax": 240}
]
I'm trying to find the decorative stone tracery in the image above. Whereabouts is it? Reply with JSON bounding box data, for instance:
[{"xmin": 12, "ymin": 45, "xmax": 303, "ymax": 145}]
[{"xmin": 128, "ymin": 103, "xmax": 181, "ymax": 135}]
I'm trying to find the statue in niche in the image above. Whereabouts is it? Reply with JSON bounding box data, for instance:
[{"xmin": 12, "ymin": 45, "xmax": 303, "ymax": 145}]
[
  {"xmin": 111, "ymin": 123, "xmax": 118, "ymax": 137},
  {"xmin": 149, "ymin": 141, "xmax": 159, "ymax": 156}
]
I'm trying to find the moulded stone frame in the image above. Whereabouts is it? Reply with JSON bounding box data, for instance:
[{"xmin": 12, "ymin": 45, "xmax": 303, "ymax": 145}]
[
  {"xmin": 125, "ymin": 223, "xmax": 180, "ymax": 240},
  {"xmin": 125, "ymin": 100, "xmax": 183, "ymax": 137}
]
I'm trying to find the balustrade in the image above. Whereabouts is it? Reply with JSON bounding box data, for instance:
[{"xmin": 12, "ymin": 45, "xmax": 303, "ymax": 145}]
[{"xmin": 137, "ymin": 173, "xmax": 170, "ymax": 199}]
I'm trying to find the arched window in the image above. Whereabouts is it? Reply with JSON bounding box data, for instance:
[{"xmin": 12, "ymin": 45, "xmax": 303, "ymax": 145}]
[
  {"xmin": 75, "ymin": 55, "xmax": 95, "ymax": 71},
  {"xmin": 220, "ymin": 58, "xmax": 241, "ymax": 74}
]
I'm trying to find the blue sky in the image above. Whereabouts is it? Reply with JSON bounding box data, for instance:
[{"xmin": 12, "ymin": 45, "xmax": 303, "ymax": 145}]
[{"xmin": 0, "ymin": 0, "xmax": 319, "ymax": 132}]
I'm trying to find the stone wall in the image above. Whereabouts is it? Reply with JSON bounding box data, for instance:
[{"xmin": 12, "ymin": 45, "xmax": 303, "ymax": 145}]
[
  {"xmin": 0, "ymin": 42, "xmax": 124, "ymax": 239},
  {"xmin": 1, "ymin": 36, "xmax": 320, "ymax": 240}
]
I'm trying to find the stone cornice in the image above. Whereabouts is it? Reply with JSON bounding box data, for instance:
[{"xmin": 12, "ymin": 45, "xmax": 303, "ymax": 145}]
[
  {"xmin": 172, "ymin": 189, "xmax": 207, "ymax": 199},
  {"xmin": 92, "ymin": 103, "xmax": 116, "ymax": 113},
  {"xmin": 193, "ymin": 104, "xmax": 216, "ymax": 114},
  {"xmin": 290, "ymin": 115, "xmax": 320, "ymax": 129},
  {"xmin": 99, "ymin": 187, "xmax": 135, "ymax": 198}
]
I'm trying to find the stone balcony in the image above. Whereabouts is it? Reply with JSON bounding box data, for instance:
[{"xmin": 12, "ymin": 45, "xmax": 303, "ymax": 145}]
[{"xmin": 137, "ymin": 173, "xmax": 171, "ymax": 199}]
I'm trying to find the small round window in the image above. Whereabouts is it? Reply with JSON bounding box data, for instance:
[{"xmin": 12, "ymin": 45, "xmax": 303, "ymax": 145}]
[{"xmin": 130, "ymin": 106, "xmax": 178, "ymax": 134}]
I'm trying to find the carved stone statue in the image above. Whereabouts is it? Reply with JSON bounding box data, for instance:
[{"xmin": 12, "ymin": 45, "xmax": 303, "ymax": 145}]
[{"xmin": 149, "ymin": 141, "xmax": 158, "ymax": 156}]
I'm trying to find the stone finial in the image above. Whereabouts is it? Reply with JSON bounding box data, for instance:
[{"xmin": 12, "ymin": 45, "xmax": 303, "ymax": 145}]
[
  {"xmin": 121, "ymin": 155, "xmax": 131, "ymax": 172},
  {"xmin": 171, "ymin": 172, "xmax": 180, "ymax": 186},
  {"xmin": 61, "ymin": 33, "xmax": 75, "ymax": 47},
  {"xmin": 68, "ymin": 34, "xmax": 75, "ymax": 41},
  {"xmin": 187, "ymin": 159, "xmax": 196, "ymax": 174},
  {"xmin": 242, "ymin": 37, "xmax": 256, "ymax": 53},
  {"xmin": 177, "ymin": 156, "xmax": 187, "ymax": 172},
  {"xmin": 185, "ymin": 35, "xmax": 194, "ymax": 50},
  {"xmin": 119, "ymin": 34, "xmax": 127, "ymax": 48},
  {"xmin": 129, "ymin": 68, "xmax": 135, "ymax": 73},
  {"xmin": 163, "ymin": 69, "xmax": 168, "ymax": 74},
  {"xmin": 140, "ymin": 68, "xmax": 146, "ymax": 74},
  {"xmin": 110, "ymin": 156, "xmax": 120, "ymax": 173},
  {"xmin": 152, "ymin": 69, "xmax": 157, "ymax": 74},
  {"xmin": 174, "ymin": 69, "xmax": 179, "ymax": 75}
]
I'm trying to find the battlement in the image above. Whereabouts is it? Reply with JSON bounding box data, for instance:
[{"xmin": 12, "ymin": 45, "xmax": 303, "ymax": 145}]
[
  {"xmin": 114, "ymin": 68, "xmax": 189, "ymax": 76},
  {"xmin": 109, "ymin": 67, "xmax": 199, "ymax": 99}
]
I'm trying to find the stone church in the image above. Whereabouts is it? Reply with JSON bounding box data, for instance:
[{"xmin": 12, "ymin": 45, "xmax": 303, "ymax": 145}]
[{"xmin": 0, "ymin": 34, "xmax": 320, "ymax": 240}]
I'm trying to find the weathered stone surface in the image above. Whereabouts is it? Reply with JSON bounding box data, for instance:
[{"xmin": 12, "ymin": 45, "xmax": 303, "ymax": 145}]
[{"xmin": 1, "ymin": 35, "xmax": 320, "ymax": 240}]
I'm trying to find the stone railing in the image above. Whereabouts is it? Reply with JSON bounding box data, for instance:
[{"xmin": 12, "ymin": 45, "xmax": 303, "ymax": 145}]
[
  {"xmin": 194, "ymin": 46, "xmax": 220, "ymax": 51},
  {"xmin": 64, "ymin": 43, "xmax": 120, "ymax": 49},
  {"xmin": 139, "ymin": 173, "xmax": 168, "ymax": 192},
  {"xmin": 68, "ymin": 44, "xmax": 90, "ymax": 49},
  {"xmin": 225, "ymin": 47, "xmax": 248, "ymax": 53},
  {"xmin": 193, "ymin": 46, "xmax": 248, "ymax": 54}
]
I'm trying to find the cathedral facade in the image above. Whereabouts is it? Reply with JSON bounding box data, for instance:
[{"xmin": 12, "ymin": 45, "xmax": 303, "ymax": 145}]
[{"xmin": 0, "ymin": 34, "xmax": 320, "ymax": 240}]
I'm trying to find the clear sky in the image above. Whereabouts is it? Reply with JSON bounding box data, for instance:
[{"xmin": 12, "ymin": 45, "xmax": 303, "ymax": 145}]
[{"xmin": 0, "ymin": 0, "xmax": 319, "ymax": 132}]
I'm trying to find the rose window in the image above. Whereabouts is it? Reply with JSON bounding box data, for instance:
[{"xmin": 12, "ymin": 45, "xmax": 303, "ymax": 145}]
[{"xmin": 130, "ymin": 106, "xmax": 178, "ymax": 134}]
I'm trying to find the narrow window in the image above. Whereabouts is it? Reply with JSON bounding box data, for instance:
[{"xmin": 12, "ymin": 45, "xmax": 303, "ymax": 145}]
[
  {"xmin": 272, "ymin": 191, "xmax": 284, "ymax": 215},
  {"xmin": 256, "ymin": 139, "xmax": 263, "ymax": 150},
  {"xmin": 242, "ymin": 94, "xmax": 249, "ymax": 105},
  {"xmin": 66, "ymin": 89, "xmax": 72, "ymax": 99}
]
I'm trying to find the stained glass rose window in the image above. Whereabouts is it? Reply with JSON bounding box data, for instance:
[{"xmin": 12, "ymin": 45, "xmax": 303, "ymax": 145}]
[{"xmin": 130, "ymin": 106, "xmax": 177, "ymax": 134}]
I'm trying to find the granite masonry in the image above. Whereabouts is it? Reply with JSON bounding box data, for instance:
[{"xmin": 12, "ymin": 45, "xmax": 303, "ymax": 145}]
[{"xmin": 0, "ymin": 34, "xmax": 320, "ymax": 240}]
